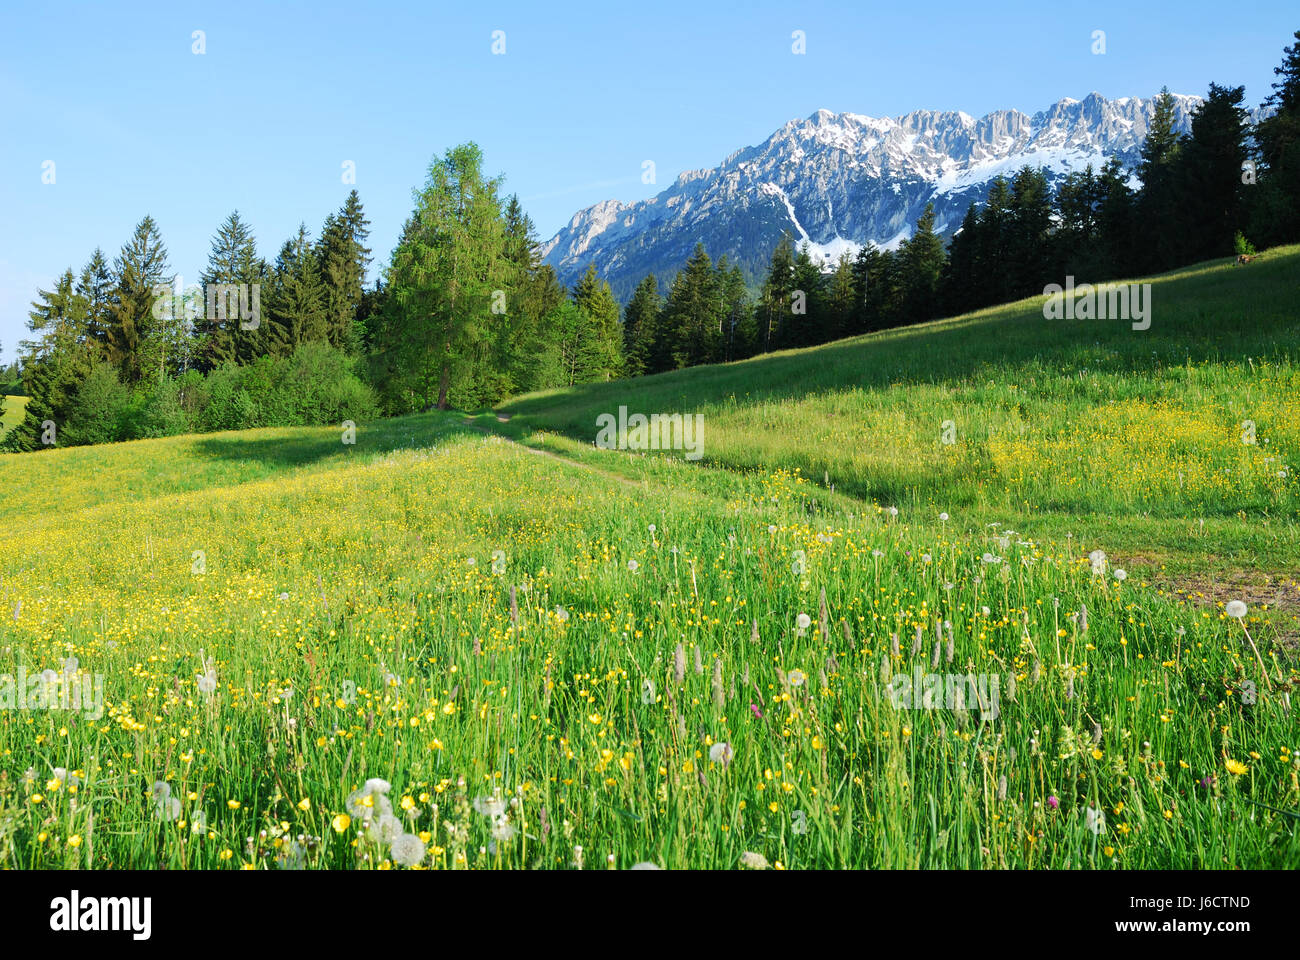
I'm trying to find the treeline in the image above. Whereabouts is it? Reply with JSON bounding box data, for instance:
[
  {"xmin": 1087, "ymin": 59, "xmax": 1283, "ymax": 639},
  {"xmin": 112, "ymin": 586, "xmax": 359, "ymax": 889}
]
[
  {"xmin": 3, "ymin": 144, "xmax": 632, "ymax": 449},
  {"xmin": 3, "ymin": 193, "xmax": 378, "ymax": 450},
  {"xmin": 627, "ymin": 34, "xmax": 1300, "ymax": 372}
]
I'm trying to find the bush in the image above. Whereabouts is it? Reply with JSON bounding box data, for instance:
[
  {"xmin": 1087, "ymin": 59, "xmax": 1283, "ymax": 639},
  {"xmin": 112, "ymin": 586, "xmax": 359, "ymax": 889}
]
[
  {"xmin": 64, "ymin": 361, "xmax": 129, "ymax": 445},
  {"xmin": 122, "ymin": 377, "xmax": 189, "ymax": 439},
  {"xmin": 274, "ymin": 341, "xmax": 377, "ymax": 425}
]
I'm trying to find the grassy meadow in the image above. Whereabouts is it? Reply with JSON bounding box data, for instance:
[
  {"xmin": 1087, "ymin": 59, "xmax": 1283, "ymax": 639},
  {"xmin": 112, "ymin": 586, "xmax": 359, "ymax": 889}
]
[
  {"xmin": 1, "ymin": 396, "xmax": 28, "ymax": 441},
  {"xmin": 494, "ymin": 247, "xmax": 1300, "ymax": 580},
  {"xmin": 0, "ymin": 249, "xmax": 1298, "ymax": 870}
]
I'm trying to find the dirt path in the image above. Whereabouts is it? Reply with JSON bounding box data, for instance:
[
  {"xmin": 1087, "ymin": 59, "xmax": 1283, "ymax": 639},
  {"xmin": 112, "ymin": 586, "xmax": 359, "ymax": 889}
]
[{"xmin": 461, "ymin": 415, "xmax": 644, "ymax": 490}]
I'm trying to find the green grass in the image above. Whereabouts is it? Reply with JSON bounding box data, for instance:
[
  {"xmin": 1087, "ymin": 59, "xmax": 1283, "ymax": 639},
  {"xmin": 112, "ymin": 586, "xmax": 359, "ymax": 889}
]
[
  {"xmin": 0, "ymin": 395, "xmax": 28, "ymax": 439},
  {"xmin": 0, "ymin": 250, "xmax": 1296, "ymax": 870},
  {"xmin": 493, "ymin": 247, "xmax": 1300, "ymax": 579}
]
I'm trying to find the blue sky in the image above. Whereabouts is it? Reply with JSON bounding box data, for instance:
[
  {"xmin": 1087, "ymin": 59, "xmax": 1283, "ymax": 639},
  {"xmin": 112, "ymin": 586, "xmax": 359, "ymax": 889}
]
[{"xmin": 1, "ymin": 0, "xmax": 1296, "ymax": 363}]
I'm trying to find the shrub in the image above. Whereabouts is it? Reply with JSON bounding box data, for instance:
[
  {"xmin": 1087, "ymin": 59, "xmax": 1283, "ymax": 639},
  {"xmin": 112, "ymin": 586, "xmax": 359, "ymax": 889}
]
[{"xmin": 63, "ymin": 361, "xmax": 129, "ymax": 445}]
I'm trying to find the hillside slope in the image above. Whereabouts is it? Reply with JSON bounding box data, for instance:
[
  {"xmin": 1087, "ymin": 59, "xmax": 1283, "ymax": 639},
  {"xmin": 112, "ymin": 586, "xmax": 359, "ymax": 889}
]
[{"xmin": 495, "ymin": 247, "xmax": 1300, "ymax": 576}]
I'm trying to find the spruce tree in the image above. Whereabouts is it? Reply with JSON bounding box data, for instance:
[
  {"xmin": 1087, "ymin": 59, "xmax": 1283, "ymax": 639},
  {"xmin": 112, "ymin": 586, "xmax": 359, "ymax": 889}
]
[
  {"xmin": 758, "ymin": 232, "xmax": 796, "ymax": 352},
  {"xmin": 108, "ymin": 215, "xmax": 171, "ymax": 383},
  {"xmin": 827, "ymin": 251, "xmax": 857, "ymax": 341},
  {"xmin": 1138, "ymin": 88, "xmax": 1184, "ymax": 271},
  {"xmin": 199, "ymin": 210, "xmax": 266, "ymax": 368},
  {"xmin": 570, "ymin": 263, "xmax": 624, "ymax": 380},
  {"xmin": 622, "ymin": 275, "xmax": 661, "ymax": 376},
  {"xmin": 77, "ymin": 248, "xmax": 114, "ymax": 351},
  {"xmin": 317, "ymin": 190, "xmax": 372, "ymax": 354},
  {"xmin": 786, "ymin": 243, "xmax": 826, "ymax": 348},
  {"xmin": 4, "ymin": 270, "xmax": 92, "ymax": 451},
  {"xmin": 899, "ymin": 204, "xmax": 945, "ymax": 322},
  {"xmin": 1252, "ymin": 30, "xmax": 1300, "ymax": 245},
  {"xmin": 267, "ymin": 224, "xmax": 329, "ymax": 352},
  {"xmin": 1176, "ymin": 83, "xmax": 1250, "ymax": 262},
  {"xmin": 660, "ymin": 244, "xmax": 722, "ymax": 368}
]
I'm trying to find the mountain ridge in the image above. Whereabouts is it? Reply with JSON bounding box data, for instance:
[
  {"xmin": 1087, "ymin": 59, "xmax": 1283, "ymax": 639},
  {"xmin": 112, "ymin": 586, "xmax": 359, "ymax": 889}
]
[{"xmin": 539, "ymin": 92, "xmax": 1213, "ymax": 299}]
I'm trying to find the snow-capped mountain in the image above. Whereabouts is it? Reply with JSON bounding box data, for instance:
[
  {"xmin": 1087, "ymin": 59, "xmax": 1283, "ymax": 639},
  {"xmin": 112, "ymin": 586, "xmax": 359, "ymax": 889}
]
[{"xmin": 539, "ymin": 92, "xmax": 1203, "ymax": 299}]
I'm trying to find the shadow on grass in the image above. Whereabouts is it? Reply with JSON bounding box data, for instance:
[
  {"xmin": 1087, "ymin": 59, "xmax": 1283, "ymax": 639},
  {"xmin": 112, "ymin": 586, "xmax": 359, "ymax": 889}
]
[{"xmin": 191, "ymin": 412, "xmax": 474, "ymax": 469}]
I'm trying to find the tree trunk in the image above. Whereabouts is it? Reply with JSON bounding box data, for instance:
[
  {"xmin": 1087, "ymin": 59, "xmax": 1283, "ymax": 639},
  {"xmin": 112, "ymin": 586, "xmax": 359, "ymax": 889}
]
[{"xmin": 436, "ymin": 342, "xmax": 451, "ymax": 409}]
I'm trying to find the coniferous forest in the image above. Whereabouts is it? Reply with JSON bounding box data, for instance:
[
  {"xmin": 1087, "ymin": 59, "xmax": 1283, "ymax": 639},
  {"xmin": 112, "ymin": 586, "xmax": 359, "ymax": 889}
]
[{"xmin": 6, "ymin": 32, "xmax": 1299, "ymax": 452}]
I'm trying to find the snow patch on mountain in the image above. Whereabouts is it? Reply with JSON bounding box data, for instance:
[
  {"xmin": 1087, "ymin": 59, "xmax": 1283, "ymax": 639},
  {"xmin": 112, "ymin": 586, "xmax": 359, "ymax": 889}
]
[{"xmin": 541, "ymin": 92, "xmax": 1207, "ymax": 299}]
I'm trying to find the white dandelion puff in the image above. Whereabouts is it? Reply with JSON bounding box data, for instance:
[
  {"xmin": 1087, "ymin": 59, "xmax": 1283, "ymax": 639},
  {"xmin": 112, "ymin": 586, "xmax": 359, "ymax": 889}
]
[
  {"xmin": 391, "ymin": 833, "xmax": 427, "ymax": 867},
  {"xmin": 473, "ymin": 795, "xmax": 507, "ymax": 818},
  {"xmin": 368, "ymin": 812, "xmax": 403, "ymax": 843}
]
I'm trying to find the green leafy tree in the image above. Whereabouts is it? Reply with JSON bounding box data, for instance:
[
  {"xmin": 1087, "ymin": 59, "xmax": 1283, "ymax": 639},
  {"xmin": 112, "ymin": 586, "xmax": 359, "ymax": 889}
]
[{"xmin": 383, "ymin": 142, "xmax": 508, "ymax": 410}]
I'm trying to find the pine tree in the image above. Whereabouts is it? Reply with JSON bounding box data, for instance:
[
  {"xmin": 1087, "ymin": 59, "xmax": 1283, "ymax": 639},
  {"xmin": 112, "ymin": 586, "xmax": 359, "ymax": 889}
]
[
  {"xmin": 622, "ymin": 275, "xmax": 661, "ymax": 376},
  {"xmin": 108, "ymin": 215, "xmax": 171, "ymax": 383},
  {"xmin": 570, "ymin": 263, "xmax": 624, "ymax": 379},
  {"xmin": 826, "ymin": 251, "xmax": 857, "ymax": 341},
  {"xmin": 1138, "ymin": 88, "xmax": 1184, "ymax": 271},
  {"xmin": 1096, "ymin": 157, "xmax": 1136, "ymax": 277},
  {"xmin": 785, "ymin": 243, "xmax": 826, "ymax": 348},
  {"xmin": 758, "ymin": 232, "xmax": 796, "ymax": 352},
  {"xmin": 660, "ymin": 244, "xmax": 722, "ymax": 368},
  {"xmin": 719, "ymin": 262, "xmax": 752, "ymax": 361},
  {"xmin": 974, "ymin": 177, "xmax": 1012, "ymax": 306},
  {"xmin": 267, "ymin": 224, "xmax": 329, "ymax": 353},
  {"xmin": 77, "ymin": 248, "xmax": 114, "ymax": 351},
  {"xmin": 899, "ymin": 203, "xmax": 945, "ymax": 322},
  {"xmin": 199, "ymin": 210, "xmax": 266, "ymax": 368},
  {"xmin": 4, "ymin": 270, "xmax": 93, "ymax": 451},
  {"xmin": 940, "ymin": 205, "xmax": 981, "ymax": 314},
  {"xmin": 1176, "ymin": 83, "xmax": 1250, "ymax": 262},
  {"xmin": 317, "ymin": 190, "xmax": 372, "ymax": 354},
  {"xmin": 1252, "ymin": 30, "xmax": 1300, "ymax": 245},
  {"xmin": 1008, "ymin": 166, "xmax": 1055, "ymax": 296}
]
